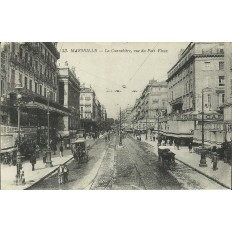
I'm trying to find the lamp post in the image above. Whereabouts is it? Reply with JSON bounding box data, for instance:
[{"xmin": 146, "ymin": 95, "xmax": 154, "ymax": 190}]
[
  {"xmin": 199, "ymin": 87, "xmax": 211, "ymax": 167},
  {"xmin": 45, "ymin": 90, "xmax": 52, "ymax": 167},
  {"xmin": 14, "ymin": 85, "xmax": 24, "ymax": 184}
]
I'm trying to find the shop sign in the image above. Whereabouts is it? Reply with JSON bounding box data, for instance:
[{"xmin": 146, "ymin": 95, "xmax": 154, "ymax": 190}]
[{"xmin": 164, "ymin": 113, "xmax": 223, "ymax": 121}]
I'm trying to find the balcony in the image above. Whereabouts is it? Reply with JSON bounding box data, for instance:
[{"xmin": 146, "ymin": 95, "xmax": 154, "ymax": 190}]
[
  {"xmin": 43, "ymin": 42, "xmax": 60, "ymax": 59},
  {"xmin": 202, "ymin": 48, "xmax": 224, "ymax": 55},
  {"xmin": 47, "ymin": 59, "xmax": 56, "ymax": 70}
]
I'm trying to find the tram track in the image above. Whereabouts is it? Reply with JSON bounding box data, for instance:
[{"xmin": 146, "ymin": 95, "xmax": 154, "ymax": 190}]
[
  {"xmin": 87, "ymin": 137, "xmax": 116, "ymax": 190},
  {"xmin": 123, "ymin": 138, "xmax": 168, "ymax": 190}
]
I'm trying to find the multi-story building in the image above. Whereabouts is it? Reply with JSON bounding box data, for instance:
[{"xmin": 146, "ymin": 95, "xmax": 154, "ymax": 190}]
[
  {"xmin": 121, "ymin": 106, "xmax": 133, "ymax": 130},
  {"xmin": 165, "ymin": 42, "xmax": 225, "ymax": 146},
  {"xmin": 0, "ymin": 42, "xmax": 70, "ymax": 147},
  {"xmin": 57, "ymin": 65, "xmax": 80, "ymax": 137},
  {"xmin": 80, "ymin": 85, "xmax": 105, "ymax": 132},
  {"xmin": 224, "ymin": 42, "xmax": 232, "ymax": 141},
  {"xmin": 131, "ymin": 79, "xmax": 168, "ymax": 131}
]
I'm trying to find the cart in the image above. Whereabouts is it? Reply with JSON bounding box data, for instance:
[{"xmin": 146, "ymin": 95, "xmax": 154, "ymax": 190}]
[
  {"xmin": 71, "ymin": 138, "xmax": 88, "ymax": 163},
  {"xmin": 158, "ymin": 146, "xmax": 176, "ymax": 169}
]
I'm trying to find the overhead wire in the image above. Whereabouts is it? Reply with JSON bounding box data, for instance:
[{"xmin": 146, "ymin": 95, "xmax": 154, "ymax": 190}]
[{"xmin": 126, "ymin": 42, "xmax": 159, "ymax": 85}]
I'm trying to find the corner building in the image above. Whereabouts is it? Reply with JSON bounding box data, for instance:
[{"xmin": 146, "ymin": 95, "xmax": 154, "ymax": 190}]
[
  {"xmin": 0, "ymin": 42, "xmax": 70, "ymax": 147},
  {"xmin": 165, "ymin": 42, "xmax": 225, "ymax": 146}
]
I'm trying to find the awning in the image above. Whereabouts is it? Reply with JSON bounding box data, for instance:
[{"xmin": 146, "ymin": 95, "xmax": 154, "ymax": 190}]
[
  {"xmin": 26, "ymin": 102, "xmax": 70, "ymax": 116},
  {"xmin": 153, "ymin": 129, "xmax": 193, "ymax": 138},
  {"xmin": 0, "ymin": 147, "xmax": 17, "ymax": 154}
]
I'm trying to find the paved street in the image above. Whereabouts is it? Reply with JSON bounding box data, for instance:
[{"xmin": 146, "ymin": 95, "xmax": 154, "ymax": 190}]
[{"xmin": 30, "ymin": 134, "xmax": 227, "ymax": 190}]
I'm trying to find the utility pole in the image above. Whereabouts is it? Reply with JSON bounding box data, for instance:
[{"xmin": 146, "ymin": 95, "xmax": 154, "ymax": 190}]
[
  {"xmin": 201, "ymin": 90, "xmax": 204, "ymax": 149},
  {"xmin": 46, "ymin": 90, "xmax": 52, "ymax": 167},
  {"xmin": 199, "ymin": 88, "xmax": 209, "ymax": 167},
  {"xmin": 0, "ymin": 42, "xmax": 2, "ymax": 189}
]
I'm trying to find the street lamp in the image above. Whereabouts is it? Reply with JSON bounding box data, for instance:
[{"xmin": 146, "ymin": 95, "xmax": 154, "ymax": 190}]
[
  {"xmin": 199, "ymin": 87, "xmax": 211, "ymax": 167},
  {"xmin": 14, "ymin": 85, "xmax": 24, "ymax": 184},
  {"xmin": 45, "ymin": 90, "xmax": 52, "ymax": 167}
]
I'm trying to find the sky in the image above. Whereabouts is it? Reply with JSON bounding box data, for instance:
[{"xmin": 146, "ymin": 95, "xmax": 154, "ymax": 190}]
[{"xmin": 57, "ymin": 42, "xmax": 189, "ymax": 118}]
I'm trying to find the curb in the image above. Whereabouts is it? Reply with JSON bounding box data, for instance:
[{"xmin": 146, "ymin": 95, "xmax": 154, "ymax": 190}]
[
  {"xmin": 25, "ymin": 156, "xmax": 74, "ymax": 190},
  {"xmin": 131, "ymin": 136, "xmax": 231, "ymax": 190},
  {"xmin": 25, "ymin": 138, "xmax": 100, "ymax": 190},
  {"xmin": 174, "ymin": 157, "xmax": 231, "ymax": 190}
]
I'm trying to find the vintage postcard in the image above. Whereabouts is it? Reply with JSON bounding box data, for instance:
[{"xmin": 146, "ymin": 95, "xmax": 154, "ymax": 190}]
[{"xmin": 0, "ymin": 42, "xmax": 231, "ymax": 190}]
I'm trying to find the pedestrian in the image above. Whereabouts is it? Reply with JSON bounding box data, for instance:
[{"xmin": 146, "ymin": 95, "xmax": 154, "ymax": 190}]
[
  {"xmin": 105, "ymin": 135, "xmax": 108, "ymax": 145},
  {"xmin": 9, "ymin": 152, "xmax": 13, "ymax": 166},
  {"xmin": 59, "ymin": 144, "xmax": 64, "ymax": 157},
  {"xmin": 30, "ymin": 153, "xmax": 36, "ymax": 171},
  {"xmin": 58, "ymin": 165, "xmax": 64, "ymax": 184},
  {"xmin": 35, "ymin": 144, "xmax": 40, "ymax": 158},
  {"xmin": 52, "ymin": 141, "xmax": 57, "ymax": 155},
  {"xmin": 175, "ymin": 139, "xmax": 180, "ymax": 150},
  {"xmin": 63, "ymin": 165, "xmax": 69, "ymax": 183},
  {"xmin": 212, "ymin": 152, "xmax": 218, "ymax": 171},
  {"xmin": 20, "ymin": 169, "xmax": 25, "ymax": 184},
  {"xmin": 42, "ymin": 150, "xmax": 47, "ymax": 163},
  {"xmin": 188, "ymin": 141, "xmax": 193, "ymax": 153}
]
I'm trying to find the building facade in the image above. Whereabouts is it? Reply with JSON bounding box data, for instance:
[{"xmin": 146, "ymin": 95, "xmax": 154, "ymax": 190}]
[
  {"xmin": 131, "ymin": 79, "xmax": 168, "ymax": 131},
  {"xmin": 57, "ymin": 66, "xmax": 80, "ymax": 137},
  {"xmin": 80, "ymin": 85, "xmax": 105, "ymax": 132},
  {"xmin": 224, "ymin": 42, "xmax": 232, "ymax": 141},
  {"xmin": 0, "ymin": 42, "xmax": 70, "ymax": 147},
  {"xmin": 165, "ymin": 42, "xmax": 225, "ymax": 146}
]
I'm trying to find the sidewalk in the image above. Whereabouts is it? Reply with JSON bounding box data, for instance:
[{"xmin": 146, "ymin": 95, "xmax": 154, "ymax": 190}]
[
  {"xmin": 138, "ymin": 134, "xmax": 231, "ymax": 189},
  {"xmin": 1, "ymin": 138, "xmax": 97, "ymax": 190}
]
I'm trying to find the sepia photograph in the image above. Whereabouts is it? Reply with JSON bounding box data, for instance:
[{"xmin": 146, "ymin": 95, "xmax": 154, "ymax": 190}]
[{"xmin": 0, "ymin": 42, "xmax": 231, "ymax": 190}]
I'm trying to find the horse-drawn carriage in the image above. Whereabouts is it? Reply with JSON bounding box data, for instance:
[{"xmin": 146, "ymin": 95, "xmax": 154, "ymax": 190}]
[
  {"xmin": 158, "ymin": 146, "xmax": 176, "ymax": 169},
  {"xmin": 71, "ymin": 138, "xmax": 88, "ymax": 163}
]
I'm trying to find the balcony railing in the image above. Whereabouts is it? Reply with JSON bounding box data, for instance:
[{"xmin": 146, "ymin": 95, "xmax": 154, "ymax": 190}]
[{"xmin": 202, "ymin": 48, "xmax": 224, "ymax": 55}]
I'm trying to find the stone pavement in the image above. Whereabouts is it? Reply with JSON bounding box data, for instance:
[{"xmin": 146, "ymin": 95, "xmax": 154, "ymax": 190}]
[
  {"xmin": 138, "ymin": 134, "xmax": 231, "ymax": 189},
  {"xmin": 1, "ymin": 138, "xmax": 97, "ymax": 190}
]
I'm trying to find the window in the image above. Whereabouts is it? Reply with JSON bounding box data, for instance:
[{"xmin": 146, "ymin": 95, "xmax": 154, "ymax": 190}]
[
  {"xmin": 29, "ymin": 80, "xmax": 32, "ymax": 90},
  {"xmin": 207, "ymin": 94, "xmax": 211, "ymax": 109},
  {"xmin": 44, "ymin": 88, "xmax": 47, "ymax": 97},
  {"xmin": 1, "ymin": 80, "xmax": 4, "ymax": 96},
  {"xmin": 218, "ymin": 76, "xmax": 225, "ymax": 86},
  {"xmin": 219, "ymin": 62, "xmax": 224, "ymax": 70},
  {"xmin": 39, "ymin": 85, "xmax": 42, "ymax": 95},
  {"xmin": 204, "ymin": 62, "xmax": 210, "ymax": 69},
  {"xmin": 219, "ymin": 93, "xmax": 225, "ymax": 106},
  {"xmin": 35, "ymin": 60, "xmax": 38, "ymax": 71},
  {"xmin": 81, "ymin": 107, "xmax": 83, "ymax": 112},
  {"xmin": 29, "ymin": 55, "xmax": 33, "ymax": 66},
  {"xmin": 11, "ymin": 69, "xmax": 15, "ymax": 89},
  {"xmin": 25, "ymin": 53, "xmax": 28, "ymax": 63},
  {"xmin": 35, "ymin": 83, "xmax": 38, "ymax": 93},
  {"xmin": 19, "ymin": 74, "xmax": 23, "ymax": 86},
  {"xmin": 24, "ymin": 76, "xmax": 28, "ymax": 89},
  {"xmin": 19, "ymin": 47, "xmax": 23, "ymax": 59},
  {"xmin": 186, "ymin": 81, "xmax": 189, "ymax": 93},
  {"xmin": 153, "ymin": 99, "xmax": 159, "ymax": 104},
  {"xmin": 40, "ymin": 64, "xmax": 43, "ymax": 74},
  {"xmin": 189, "ymin": 79, "xmax": 192, "ymax": 91}
]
